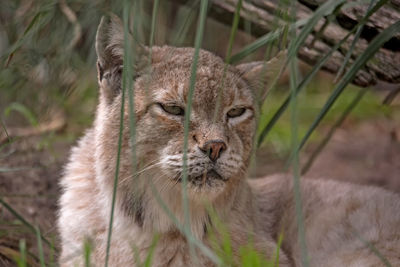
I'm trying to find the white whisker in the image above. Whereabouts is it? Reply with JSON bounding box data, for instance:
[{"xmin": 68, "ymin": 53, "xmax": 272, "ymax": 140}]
[{"xmin": 118, "ymin": 159, "xmax": 164, "ymax": 185}]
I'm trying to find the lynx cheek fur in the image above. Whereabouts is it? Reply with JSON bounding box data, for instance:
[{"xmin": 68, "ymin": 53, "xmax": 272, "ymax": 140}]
[{"xmin": 58, "ymin": 15, "xmax": 400, "ymax": 266}]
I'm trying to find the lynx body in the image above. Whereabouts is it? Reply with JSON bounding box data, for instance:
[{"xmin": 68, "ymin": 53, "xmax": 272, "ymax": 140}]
[{"xmin": 58, "ymin": 15, "xmax": 400, "ymax": 266}]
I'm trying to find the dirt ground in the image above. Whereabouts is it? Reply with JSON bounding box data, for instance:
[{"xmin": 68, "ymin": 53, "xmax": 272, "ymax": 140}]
[{"xmin": 0, "ymin": 116, "xmax": 399, "ymax": 266}]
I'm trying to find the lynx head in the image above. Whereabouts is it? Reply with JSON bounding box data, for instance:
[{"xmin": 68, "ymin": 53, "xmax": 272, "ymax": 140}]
[{"xmin": 93, "ymin": 14, "xmax": 285, "ymax": 219}]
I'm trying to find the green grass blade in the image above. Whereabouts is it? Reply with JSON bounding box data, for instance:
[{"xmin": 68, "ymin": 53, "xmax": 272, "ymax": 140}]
[
  {"xmin": 288, "ymin": 0, "xmax": 345, "ymax": 59},
  {"xmin": 183, "ymin": 0, "xmax": 207, "ymax": 229},
  {"xmin": 353, "ymin": 230, "xmax": 392, "ymax": 267},
  {"xmin": 146, "ymin": 0, "xmax": 160, "ymax": 90},
  {"xmin": 382, "ymin": 86, "xmax": 400, "ymax": 105},
  {"xmin": 129, "ymin": 0, "xmax": 139, "ymax": 185},
  {"xmin": 270, "ymin": 0, "xmax": 291, "ymax": 53},
  {"xmin": 5, "ymin": 11, "xmax": 46, "ymax": 67},
  {"xmin": 287, "ymin": 1, "xmax": 310, "ymax": 264},
  {"xmin": 35, "ymin": 226, "xmax": 46, "ymax": 267},
  {"xmin": 229, "ymin": 18, "xmax": 308, "ymax": 64},
  {"xmin": 301, "ymin": 87, "xmax": 369, "ymax": 174},
  {"xmin": 103, "ymin": 58, "xmax": 125, "ymax": 267},
  {"xmin": 0, "ymin": 167, "xmax": 34, "ymax": 172},
  {"xmin": 0, "ymin": 197, "xmax": 53, "ymax": 249},
  {"xmin": 334, "ymin": 0, "xmax": 377, "ymax": 82},
  {"xmin": 288, "ymin": 48, "xmax": 309, "ymax": 267},
  {"xmin": 149, "ymin": 0, "xmax": 160, "ymax": 49},
  {"xmin": 213, "ymin": 0, "xmax": 243, "ymax": 123},
  {"xmin": 296, "ymin": 20, "xmax": 400, "ymax": 153},
  {"xmin": 309, "ymin": 3, "xmax": 343, "ymax": 48},
  {"xmin": 182, "ymin": 0, "xmax": 209, "ymax": 261},
  {"xmin": 144, "ymin": 0, "xmax": 160, "ymax": 118},
  {"xmin": 206, "ymin": 205, "xmax": 233, "ymax": 265},
  {"xmin": 17, "ymin": 239, "xmax": 27, "ymax": 267},
  {"xmin": 143, "ymin": 235, "xmax": 159, "ymax": 267},
  {"xmin": 149, "ymin": 183, "xmax": 221, "ymax": 265},
  {"xmin": 135, "ymin": 0, "xmax": 146, "ymax": 44},
  {"xmin": 226, "ymin": 0, "xmax": 243, "ymax": 61},
  {"xmin": 231, "ymin": 0, "xmax": 345, "ymax": 65},
  {"xmin": 4, "ymin": 103, "xmax": 38, "ymax": 127},
  {"xmin": 104, "ymin": 3, "xmax": 132, "ymax": 266},
  {"xmin": 0, "ymin": 119, "xmax": 11, "ymax": 143},
  {"xmin": 84, "ymin": 240, "xmax": 92, "ymax": 267},
  {"xmin": 274, "ymin": 232, "xmax": 284, "ymax": 267},
  {"xmin": 131, "ymin": 245, "xmax": 142, "ymax": 267},
  {"xmin": 171, "ymin": 0, "xmax": 200, "ymax": 46},
  {"xmin": 48, "ymin": 237, "xmax": 55, "ymax": 267}
]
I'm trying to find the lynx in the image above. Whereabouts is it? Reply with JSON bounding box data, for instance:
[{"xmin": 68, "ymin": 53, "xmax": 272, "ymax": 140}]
[{"xmin": 58, "ymin": 14, "xmax": 400, "ymax": 266}]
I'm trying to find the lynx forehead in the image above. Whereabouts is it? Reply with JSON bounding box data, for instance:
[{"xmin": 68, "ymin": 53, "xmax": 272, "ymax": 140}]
[{"xmin": 139, "ymin": 46, "xmax": 255, "ymax": 117}]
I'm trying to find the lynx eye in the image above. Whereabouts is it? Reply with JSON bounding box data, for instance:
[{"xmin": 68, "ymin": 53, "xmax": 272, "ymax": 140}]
[
  {"xmin": 227, "ymin": 107, "xmax": 246, "ymax": 118},
  {"xmin": 159, "ymin": 103, "xmax": 184, "ymax": 116}
]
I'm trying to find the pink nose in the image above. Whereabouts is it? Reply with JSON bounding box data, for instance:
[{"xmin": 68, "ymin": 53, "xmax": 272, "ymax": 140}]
[{"xmin": 200, "ymin": 140, "xmax": 227, "ymax": 161}]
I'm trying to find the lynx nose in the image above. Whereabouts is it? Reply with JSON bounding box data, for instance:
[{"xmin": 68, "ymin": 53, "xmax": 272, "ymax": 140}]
[{"xmin": 200, "ymin": 140, "xmax": 227, "ymax": 161}]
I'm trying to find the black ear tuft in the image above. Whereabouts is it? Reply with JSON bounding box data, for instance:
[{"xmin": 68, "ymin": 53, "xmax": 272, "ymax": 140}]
[{"xmin": 97, "ymin": 61, "xmax": 104, "ymax": 81}]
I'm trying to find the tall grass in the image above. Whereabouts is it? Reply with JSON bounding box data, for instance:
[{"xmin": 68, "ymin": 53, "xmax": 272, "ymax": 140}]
[
  {"xmin": 181, "ymin": 0, "xmax": 209, "ymax": 262},
  {"xmin": 0, "ymin": 0, "xmax": 397, "ymax": 266}
]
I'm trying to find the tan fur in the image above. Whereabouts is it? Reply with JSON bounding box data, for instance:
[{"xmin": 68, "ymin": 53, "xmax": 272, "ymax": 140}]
[{"xmin": 58, "ymin": 15, "xmax": 400, "ymax": 266}]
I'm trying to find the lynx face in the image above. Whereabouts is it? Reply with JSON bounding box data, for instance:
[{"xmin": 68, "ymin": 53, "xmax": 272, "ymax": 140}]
[
  {"xmin": 96, "ymin": 47, "xmax": 256, "ymax": 202},
  {"xmin": 94, "ymin": 15, "xmax": 282, "ymax": 205},
  {"xmin": 137, "ymin": 48, "xmax": 256, "ymax": 197}
]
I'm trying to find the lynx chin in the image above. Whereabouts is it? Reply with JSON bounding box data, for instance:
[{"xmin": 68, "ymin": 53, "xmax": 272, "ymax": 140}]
[{"xmin": 58, "ymin": 14, "xmax": 400, "ymax": 266}]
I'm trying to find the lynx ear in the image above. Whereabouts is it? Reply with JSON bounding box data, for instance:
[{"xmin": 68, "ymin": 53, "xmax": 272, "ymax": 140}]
[
  {"xmin": 236, "ymin": 51, "xmax": 287, "ymax": 104},
  {"xmin": 95, "ymin": 14, "xmax": 148, "ymax": 101},
  {"xmin": 96, "ymin": 14, "xmax": 125, "ymax": 73}
]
